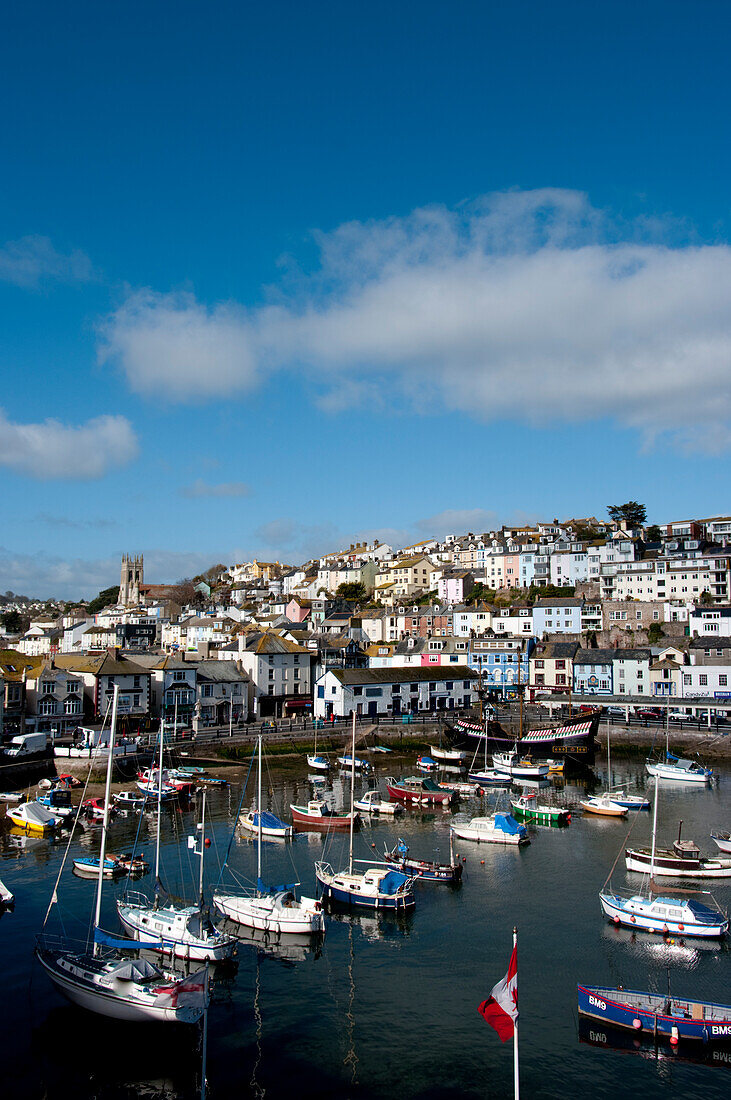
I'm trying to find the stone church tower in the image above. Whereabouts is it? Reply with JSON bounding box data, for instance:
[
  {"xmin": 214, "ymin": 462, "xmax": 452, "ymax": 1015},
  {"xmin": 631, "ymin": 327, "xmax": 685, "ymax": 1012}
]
[{"xmin": 120, "ymin": 553, "xmax": 143, "ymax": 606}]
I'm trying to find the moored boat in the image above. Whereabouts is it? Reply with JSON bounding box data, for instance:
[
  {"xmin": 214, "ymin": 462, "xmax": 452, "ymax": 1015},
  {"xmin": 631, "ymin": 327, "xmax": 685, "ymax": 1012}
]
[
  {"xmin": 578, "ymin": 984, "xmax": 731, "ymax": 1042},
  {"xmin": 385, "ymin": 776, "xmax": 456, "ymax": 807},
  {"xmin": 7, "ymin": 800, "xmax": 60, "ymax": 835},
  {"xmin": 290, "ymin": 799, "xmax": 359, "ymax": 830},
  {"xmin": 354, "ymin": 790, "xmax": 403, "ymax": 815},
  {"xmin": 0, "ymin": 876, "xmax": 13, "ymax": 907},
  {"xmin": 510, "ymin": 792, "xmax": 571, "ymax": 825},
  {"xmin": 493, "ymin": 750, "xmax": 549, "ymax": 779},
  {"xmin": 646, "ymin": 754, "xmax": 713, "ymax": 784},
  {"xmin": 383, "ymin": 838, "xmax": 462, "ymax": 884},
  {"xmin": 625, "ymin": 830, "xmax": 731, "ymax": 878},
  {"xmin": 580, "ymin": 794, "xmax": 628, "ymax": 818},
  {"xmin": 416, "ymin": 754, "xmax": 438, "ymax": 771},
  {"xmin": 239, "ymin": 808, "xmax": 294, "ymax": 839},
  {"xmin": 337, "ymin": 754, "xmax": 371, "ymax": 772},
  {"xmin": 450, "ymin": 812, "xmax": 529, "ymax": 846},
  {"xmin": 429, "ymin": 745, "xmax": 467, "ymax": 764},
  {"xmin": 711, "ymin": 831, "xmax": 731, "ymax": 854}
]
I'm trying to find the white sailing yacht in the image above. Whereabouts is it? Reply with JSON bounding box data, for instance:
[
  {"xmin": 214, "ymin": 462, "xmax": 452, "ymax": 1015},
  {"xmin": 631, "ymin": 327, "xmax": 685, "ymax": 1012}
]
[
  {"xmin": 645, "ymin": 712, "xmax": 713, "ymax": 783},
  {"xmin": 599, "ymin": 775, "xmax": 729, "ymax": 938},
  {"xmin": 213, "ymin": 735, "xmax": 325, "ymax": 934},
  {"xmin": 315, "ymin": 715, "xmax": 416, "ymax": 912},
  {"xmin": 117, "ymin": 721, "xmax": 236, "ymax": 962},
  {"xmin": 35, "ymin": 686, "xmax": 209, "ymax": 1022}
]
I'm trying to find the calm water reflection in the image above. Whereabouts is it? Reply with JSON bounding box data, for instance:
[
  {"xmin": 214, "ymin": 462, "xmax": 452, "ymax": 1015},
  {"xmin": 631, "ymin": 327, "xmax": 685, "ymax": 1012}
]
[{"xmin": 1, "ymin": 754, "xmax": 729, "ymax": 1098}]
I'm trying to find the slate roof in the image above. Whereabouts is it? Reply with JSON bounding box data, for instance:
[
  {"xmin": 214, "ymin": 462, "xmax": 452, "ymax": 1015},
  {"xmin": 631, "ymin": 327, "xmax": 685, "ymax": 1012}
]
[{"xmin": 328, "ymin": 666, "xmax": 478, "ymax": 686}]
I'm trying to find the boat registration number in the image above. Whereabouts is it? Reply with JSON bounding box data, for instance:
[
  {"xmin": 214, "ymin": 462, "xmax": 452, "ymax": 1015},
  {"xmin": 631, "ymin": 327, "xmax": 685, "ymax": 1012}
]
[{"xmin": 589, "ymin": 996, "xmax": 607, "ymax": 1011}]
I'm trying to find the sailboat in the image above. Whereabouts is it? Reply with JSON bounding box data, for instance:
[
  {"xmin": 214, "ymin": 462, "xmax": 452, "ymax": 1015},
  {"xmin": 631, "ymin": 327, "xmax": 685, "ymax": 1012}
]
[
  {"xmin": 307, "ymin": 724, "xmax": 329, "ymax": 772},
  {"xmin": 35, "ymin": 686, "xmax": 209, "ymax": 1022},
  {"xmin": 598, "ymin": 775, "xmax": 729, "ymax": 938},
  {"xmin": 645, "ymin": 714, "xmax": 713, "ymax": 784},
  {"xmin": 588, "ymin": 727, "xmax": 650, "ymax": 811},
  {"xmin": 213, "ymin": 735, "xmax": 325, "ymax": 934},
  {"xmin": 315, "ymin": 714, "xmax": 416, "ymax": 912},
  {"xmin": 117, "ymin": 721, "xmax": 236, "ymax": 962}
]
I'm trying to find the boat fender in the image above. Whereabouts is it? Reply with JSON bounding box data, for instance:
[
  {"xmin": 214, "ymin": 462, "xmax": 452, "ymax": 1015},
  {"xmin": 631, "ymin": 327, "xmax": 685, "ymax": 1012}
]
[
  {"xmin": 670, "ymin": 1027, "xmax": 679, "ymax": 1047},
  {"xmin": 633, "ymin": 1019, "xmax": 642, "ymax": 1031},
  {"xmin": 630, "ymin": 915, "xmax": 636, "ymax": 923},
  {"xmin": 480, "ymin": 860, "xmax": 485, "ymax": 865},
  {"xmin": 371, "ymin": 843, "xmax": 375, "ymax": 848},
  {"xmin": 613, "ymin": 916, "xmax": 620, "ymax": 925},
  {"xmin": 462, "ymin": 856, "xmax": 467, "ymax": 862},
  {"xmin": 662, "ymin": 925, "xmax": 669, "ymax": 934},
  {"xmin": 678, "ymin": 924, "xmax": 684, "ymax": 931}
]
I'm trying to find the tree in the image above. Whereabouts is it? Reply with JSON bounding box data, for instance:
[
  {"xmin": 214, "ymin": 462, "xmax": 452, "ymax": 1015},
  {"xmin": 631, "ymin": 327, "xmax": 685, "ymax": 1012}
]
[
  {"xmin": 86, "ymin": 585, "xmax": 121, "ymax": 614},
  {"xmin": 647, "ymin": 622, "xmax": 664, "ymax": 644},
  {"xmin": 699, "ymin": 589, "xmax": 714, "ymax": 605},
  {"xmin": 645, "ymin": 525, "xmax": 662, "ymax": 542},
  {"xmin": 336, "ymin": 582, "xmax": 367, "ymax": 600},
  {"xmin": 1, "ymin": 609, "xmax": 24, "ymax": 634},
  {"xmin": 607, "ymin": 501, "xmax": 647, "ymax": 527}
]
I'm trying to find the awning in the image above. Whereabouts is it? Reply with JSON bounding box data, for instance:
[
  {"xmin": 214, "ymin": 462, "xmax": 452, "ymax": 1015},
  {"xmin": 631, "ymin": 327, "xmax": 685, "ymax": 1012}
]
[{"xmin": 285, "ymin": 699, "xmax": 312, "ymax": 709}]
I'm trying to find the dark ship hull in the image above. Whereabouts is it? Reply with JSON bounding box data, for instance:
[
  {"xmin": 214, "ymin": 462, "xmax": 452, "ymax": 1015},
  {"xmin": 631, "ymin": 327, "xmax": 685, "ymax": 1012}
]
[{"xmin": 448, "ymin": 709, "xmax": 600, "ymax": 768}]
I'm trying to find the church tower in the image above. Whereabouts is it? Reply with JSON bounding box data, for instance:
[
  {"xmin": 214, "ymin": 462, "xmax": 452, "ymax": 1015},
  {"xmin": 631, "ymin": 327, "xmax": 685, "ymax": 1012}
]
[{"xmin": 120, "ymin": 553, "xmax": 143, "ymax": 606}]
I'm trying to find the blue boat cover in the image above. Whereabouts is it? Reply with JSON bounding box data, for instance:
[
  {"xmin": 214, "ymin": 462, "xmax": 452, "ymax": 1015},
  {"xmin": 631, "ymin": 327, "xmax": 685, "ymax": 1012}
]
[
  {"xmin": 687, "ymin": 899, "xmax": 723, "ymax": 923},
  {"xmin": 380, "ymin": 870, "xmax": 410, "ymax": 895},
  {"xmin": 94, "ymin": 928, "xmax": 164, "ymax": 949},
  {"xmin": 494, "ymin": 813, "xmax": 525, "ymax": 836},
  {"xmin": 257, "ymin": 877, "xmax": 298, "ymax": 894},
  {"xmin": 252, "ymin": 811, "xmax": 287, "ymax": 829}
]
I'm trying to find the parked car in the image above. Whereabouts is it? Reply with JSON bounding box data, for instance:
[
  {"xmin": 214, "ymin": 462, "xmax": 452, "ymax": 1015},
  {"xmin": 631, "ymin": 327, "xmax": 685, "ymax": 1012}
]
[
  {"xmin": 634, "ymin": 707, "xmax": 664, "ymax": 720},
  {"xmin": 605, "ymin": 705, "xmax": 628, "ymax": 716},
  {"xmin": 669, "ymin": 710, "xmax": 694, "ymax": 722}
]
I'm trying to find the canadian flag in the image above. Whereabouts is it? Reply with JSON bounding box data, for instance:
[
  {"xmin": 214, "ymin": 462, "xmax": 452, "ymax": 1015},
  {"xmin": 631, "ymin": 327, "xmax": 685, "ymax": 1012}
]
[{"xmin": 478, "ymin": 945, "xmax": 518, "ymax": 1041}]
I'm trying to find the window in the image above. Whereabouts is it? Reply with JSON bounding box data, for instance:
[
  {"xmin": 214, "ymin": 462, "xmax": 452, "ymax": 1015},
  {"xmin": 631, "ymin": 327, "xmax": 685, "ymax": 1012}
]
[
  {"xmin": 699, "ymin": 674, "xmax": 708, "ymax": 686},
  {"xmin": 683, "ymin": 674, "xmax": 691, "ymax": 685},
  {"xmin": 202, "ymin": 684, "xmax": 213, "ymax": 697},
  {"xmin": 534, "ymin": 660, "xmax": 545, "ymax": 669},
  {"xmin": 353, "ymin": 686, "xmax": 363, "ymax": 696},
  {"xmin": 133, "ymin": 676, "xmax": 141, "ymax": 688},
  {"xmin": 66, "ymin": 680, "xmax": 80, "ymax": 694},
  {"xmin": 41, "ymin": 680, "xmax": 55, "ymax": 695},
  {"xmin": 133, "ymin": 694, "xmax": 140, "ymax": 707}
]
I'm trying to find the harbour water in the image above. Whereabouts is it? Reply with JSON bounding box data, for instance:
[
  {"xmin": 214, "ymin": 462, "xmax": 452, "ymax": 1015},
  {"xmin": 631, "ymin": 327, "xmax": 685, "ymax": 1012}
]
[{"xmin": 1, "ymin": 754, "xmax": 729, "ymax": 1099}]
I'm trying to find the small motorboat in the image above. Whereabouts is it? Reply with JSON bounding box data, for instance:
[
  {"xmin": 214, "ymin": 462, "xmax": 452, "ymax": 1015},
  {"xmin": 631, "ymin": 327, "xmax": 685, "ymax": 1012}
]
[
  {"xmin": 450, "ymin": 812, "xmax": 530, "ymax": 846},
  {"xmin": 239, "ymin": 808, "xmax": 294, "ymax": 839},
  {"xmin": 290, "ymin": 800, "xmax": 359, "ymax": 831},
  {"xmin": 0, "ymin": 792, "xmax": 24, "ymax": 804},
  {"xmin": 7, "ymin": 800, "xmax": 60, "ymax": 835},
  {"xmin": 604, "ymin": 790, "xmax": 651, "ymax": 811},
  {"xmin": 113, "ymin": 790, "xmax": 147, "ymax": 811},
  {"xmin": 354, "ymin": 790, "xmax": 403, "ymax": 815},
  {"xmin": 37, "ymin": 788, "xmax": 77, "ymax": 822},
  {"xmin": 711, "ymin": 831, "xmax": 731, "ymax": 854},
  {"xmin": 438, "ymin": 779, "xmax": 483, "ymax": 796},
  {"xmin": 493, "ymin": 751, "xmax": 549, "ymax": 779},
  {"xmin": 73, "ymin": 855, "xmax": 124, "ymax": 878},
  {"xmin": 599, "ymin": 889, "xmax": 729, "ymax": 937},
  {"xmin": 82, "ymin": 797, "xmax": 117, "ymax": 824},
  {"xmin": 109, "ymin": 852, "xmax": 150, "ymax": 875},
  {"xmin": 306, "ymin": 754, "xmax": 330, "ymax": 772},
  {"xmin": 510, "ymin": 793, "xmax": 571, "ymax": 826},
  {"xmin": 578, "ymin": 984, "xmax": 731, "ymax": 1043},
  {"xmin": 55, "ymin": 774, "xmax": 83, "ymax": 789},
  {"xmin": 546, "ymin": 758, "xmax": 565, "ymax": 775},
  {"xmin": 337, "ymin": 755, "xmax": 371, "ymax": 772},
  {"xmin": 383, "ymin": 839, "xmax": 462, "ymax": 884},
  {"xmin": 429, "ymin": 745, "xmax": 468, "ymax": 764},
  {"xmin": 467, "ymin": 768, "xmax": 511, "ymax": 786},
  {"xmin": 416, "ymin": 755, "xmax": 438, "ymax": 771},
  {"xmin": 580, "ymin": 794, "xmax": 628, "ymax": 818},
  {"xmin": 136, "ymin": 767, "xmax": 178, "ymax": 799}
]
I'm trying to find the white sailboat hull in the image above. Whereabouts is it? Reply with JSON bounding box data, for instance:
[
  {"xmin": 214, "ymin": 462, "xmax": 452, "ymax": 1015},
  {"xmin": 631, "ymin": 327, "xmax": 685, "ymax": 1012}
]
[
  {"xmin": 645, "ymin": 762, "xmax": 711, "ymax": 783},
  {"xmin": 117, "ymin": 904, "xmax": 236, "ymax": 961},
  {"xmin": 599, "ymin": 893, "xmax": 728, "ymax": 938},
  {"xmin": 213, "ymin": 891, "xmax": 324, "ymax": 934}
]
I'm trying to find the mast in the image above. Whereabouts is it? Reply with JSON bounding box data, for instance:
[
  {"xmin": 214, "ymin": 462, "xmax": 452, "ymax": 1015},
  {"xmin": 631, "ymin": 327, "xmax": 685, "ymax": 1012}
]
[
  {"xmin": 649, "ymin": 775, "xmax": 659, "ymax": 887},
  {"xmin": 154, "ymin": 716, "xmax": 165, "ymax": 902},
  {"xmin": 517, "ymin": 643, "xmax": 523, "ymax": 742},
  {"xmin": 198, "ymin": 788, "xmax": 207, "ymax": 905},
  {"xmin": 93, "ymin": 684, "xmax": 118, "ymax": 955},
  {"xmin": 513, "ymin": 925, "xmax": 520, "ymax": 1100},
  {"xmin": 607, "ymin": 725, "xmax": 611, "ymax": 791},
  {"xmin": 348, "ymin": 711, "xmax": 356, "ymax": 875},
  {"xmin": 257, "ymin": 734, "xmax": 263, "ymax": 891}
]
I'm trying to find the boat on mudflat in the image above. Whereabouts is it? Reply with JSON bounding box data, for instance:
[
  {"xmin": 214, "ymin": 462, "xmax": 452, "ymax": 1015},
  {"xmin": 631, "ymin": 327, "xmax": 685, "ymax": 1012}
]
[{"xmin": 578, "ymin": 984, "xmax": 731, "ymax": 1043}]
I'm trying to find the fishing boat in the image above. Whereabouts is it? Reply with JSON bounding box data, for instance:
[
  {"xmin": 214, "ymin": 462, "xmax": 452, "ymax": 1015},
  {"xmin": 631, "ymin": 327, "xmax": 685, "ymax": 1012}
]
[
  {"xmin": 385, "ymin": 776, "xmax": 456, "ymax": 807},
  {"xmin": 117, "ymin": 721, "xmax": 237, "ymax": 963},
  {"xmin": 290, "ymin": 799, "xmax": 358, "ymax": 831},
  {"xmin": 0, "ymin": 876, "xmax": 13, "ymax": 908},
  {"xmin": 416, "ymin": 754, "xmax": 438, "ymax": 771},
  {"xmin": 213, "ymin": 736, "xmax": 324, "ymax": 934},
  {"xmin": 450, "ymin": 811, "xmax": 529, "ymax": 846},
  {"xmin": 383, "ymin": 837, "xmax": 462, "ymax": 884},
  {"xmin": 239, "ymin": 808, "xmax": 294, "ymax": 839},
  {"xmin": 493, "ymin": 750, "xmax": 549, "ymax": 779},
  {"xmin": 7, "ymin": 800, "xmax": 60, "ymax": 835},
  {"xmin": 599, "ymin": 776, "xmax": 729, "ymax": 938},
  {"xmin": 36, "ymin": 686, "xmax": 209, "ymax": 1022},
  {"xmin": 578, "ymin": 984, "xmax": 731, "ymax": 1043},
  {"xmin": 711, "ymin": 831, "xmax": 731, "ymax": 854},
  {"xmin": 579, "ymin": 793, "xmax": 629, "ymax": 818},
  {"xmin": 353, "ymin": 789, "xmax": 403, "ymax": 815},
  {"xmin": 510, "ymin": 792, "xmax": 571, "ymax": 825},
  {"xmin": 429, "ymin": 744, "xmax": 467, "ymax": 764},
  {"xmin": 626, "ymin": 822, "xmax": 731, "ymax": 878},
  {"xmin": 315, "ymin": 714, "xmax": 416, "ymax": 912},
  {"xmin": 37, "ymin": 787, "xmax": 77, "ymax": 822}
]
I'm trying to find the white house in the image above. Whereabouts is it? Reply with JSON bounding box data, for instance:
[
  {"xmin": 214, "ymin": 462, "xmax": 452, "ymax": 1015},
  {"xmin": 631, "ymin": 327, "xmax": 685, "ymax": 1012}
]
[{"xmin": 314, "ymin": 666, "xmax": 478, "ymax": 719}]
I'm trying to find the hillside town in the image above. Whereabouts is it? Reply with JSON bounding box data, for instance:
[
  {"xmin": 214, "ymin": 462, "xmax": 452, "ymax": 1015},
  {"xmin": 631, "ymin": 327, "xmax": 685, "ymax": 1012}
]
[{"xmin": 2, "ymin": 506, "xmax": 731, "ymax": 742}]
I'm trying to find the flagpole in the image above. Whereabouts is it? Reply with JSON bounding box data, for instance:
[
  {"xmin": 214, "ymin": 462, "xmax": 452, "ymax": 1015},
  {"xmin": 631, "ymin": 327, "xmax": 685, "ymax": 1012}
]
[{"xmin": 513, "ymin": 925, "xmax": 519, "ymax": 1100}]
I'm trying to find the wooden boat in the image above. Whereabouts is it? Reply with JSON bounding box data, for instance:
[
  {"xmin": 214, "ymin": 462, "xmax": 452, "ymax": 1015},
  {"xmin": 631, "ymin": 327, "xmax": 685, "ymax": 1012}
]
[
  {"xmin": 450, "ymin": 708, "xmax": 601, "ymax": 767},
  {"xmin": 711, "ymin": 831, "xmax": 731, "ymax": 854},
  {"xmin": 580, "ymin": 794, "xmax": 628, "ymax": 818},
  {"xmin": 7, "ymin": 800, "xmax": 60, "ymax": 835},
  {"xmin": 290, "ymin": 799, "xmax": 359, "ymax": 830},
  {"xmin": 383, "ymin": 838, "xmax": 462, "ymax": 884},
  {"xmin": 626, "ymin": 824, "xmax": 731, "ymax": 878},
  {"xmin": 510, "ymin": 792, "xmax": 571, "ymax": 825},
  {"xmin": 578, "ymin": 984, "xmax": 731, "ymax": 1043},
  {"xmin": 429, "ymin": 745, "xmax": 467, "ymax": 764},
  {"xmin": 385, "ymin": 776, "xmax": 456, "ymax": 807},
  {"xmin": 353, "ymin": 790, "xmax": 403, "ymax": 815},
  {"xmin": 450, "ymin": 812, "xmax": 529, "ymax": 846}
]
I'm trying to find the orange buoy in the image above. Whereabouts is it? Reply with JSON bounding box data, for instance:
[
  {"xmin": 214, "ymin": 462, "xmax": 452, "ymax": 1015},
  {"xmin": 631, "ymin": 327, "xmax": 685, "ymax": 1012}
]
[{"xmin": 633, "ymin": 1018, "xmax": 642, "ymax": 1031}]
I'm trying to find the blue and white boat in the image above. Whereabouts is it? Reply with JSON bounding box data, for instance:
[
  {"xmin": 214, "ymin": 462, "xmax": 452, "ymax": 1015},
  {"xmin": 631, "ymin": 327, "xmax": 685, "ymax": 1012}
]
[
  {"xmin": 578, "ymin": 984, "xmax": 731, "ymax": 1042},
  {"xmin": 450, "ymin": 812, "xmax": 529, "ymax": 846},
  {"xmin": 337, "ymin": 754, "xmax": 371, "ymax": 772},
  {"xmin": 306, "ymin": 754, "xmax": 330, "ymax": 772},
  {"xmin": 646, "ymin": 754, "xmax": 713, "ymax": 784},
  {"xmin": 239, "ymin": 808, "xmax": 293, "ymax": 839},
  {"xmin": 416, "ymin": 755, "xmax": 438, "ymax": 772},
  {"xmin": 73, "ymin": 856, "xmax": 122, "ymax": 878}
]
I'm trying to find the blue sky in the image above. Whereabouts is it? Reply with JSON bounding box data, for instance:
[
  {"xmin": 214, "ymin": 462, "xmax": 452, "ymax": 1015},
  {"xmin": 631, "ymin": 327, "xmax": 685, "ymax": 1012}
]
[{"xmin": 1, "ymin": 1, "xmax": 730, "ymax": 599}]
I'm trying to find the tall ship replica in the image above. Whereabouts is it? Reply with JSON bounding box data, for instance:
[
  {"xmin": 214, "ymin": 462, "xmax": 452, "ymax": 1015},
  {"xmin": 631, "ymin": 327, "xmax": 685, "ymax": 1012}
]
[{"xmin": 447, "ymin": 684, "xmax": 600, "ymax": 771}]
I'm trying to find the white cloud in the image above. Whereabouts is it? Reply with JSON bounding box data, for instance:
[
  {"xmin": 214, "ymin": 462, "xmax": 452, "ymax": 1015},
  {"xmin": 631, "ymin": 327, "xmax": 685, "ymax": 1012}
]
[
  {"xmin": 99, "ymin": 190, "xmax": 731, "ymax": 451},
  {"xmin": 100, "ymin": 290, "xmax": 259, "ymax": 400},
  {"xmin": 0, "ymin": 409, "xmax": 138, "ymax": 479},
  {"xmin": 180, "ymin": 478, "xmax": 251, "ymax": 499},
  {"xmin": 0, "ymin": 235, "xmax": 93, "ymax": 288}
]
